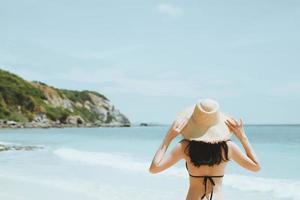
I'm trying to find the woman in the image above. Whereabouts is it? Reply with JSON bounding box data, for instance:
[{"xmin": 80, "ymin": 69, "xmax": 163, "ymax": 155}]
[{"xmin": 149, "ymin": 99, "xmax": 260, "ymax": 200}]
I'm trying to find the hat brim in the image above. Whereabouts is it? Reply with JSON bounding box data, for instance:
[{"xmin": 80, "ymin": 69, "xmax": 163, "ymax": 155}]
[{"xmin": 175, "ymin": 105, "xmax": 232, "ymax": 143}]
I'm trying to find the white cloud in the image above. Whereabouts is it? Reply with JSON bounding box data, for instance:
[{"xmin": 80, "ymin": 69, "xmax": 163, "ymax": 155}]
[
  {"xmin": 57, "ymin": 67, "xmax": 237, "ymax": 99},
  {"xmin": 0, "ymin": 66, "xmax": 53, "ymax": 82},
  {"xmin": 269, "ymin": 82, "xmax": 300, "ymax": 97},
  {"xmin": 156, "ymin": 4, "xmax": 183, "ymax": 18},
  {"xmin": 1, "ymin": 65, "xmax": 238, "ymax": 100},
  {"xmin": 69, "ymin": 45, "xmax": 142, "ymax": 61}
]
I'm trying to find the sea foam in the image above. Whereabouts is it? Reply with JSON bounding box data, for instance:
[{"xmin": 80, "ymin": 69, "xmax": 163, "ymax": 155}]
[{"xmin": 54, "ymin": 148, "xmax": 300, "ymax": 200}]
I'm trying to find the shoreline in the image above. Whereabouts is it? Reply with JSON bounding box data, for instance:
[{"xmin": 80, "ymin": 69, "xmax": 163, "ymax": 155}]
[{"xmin": 0, "ymin": 120, "xmax": 130, "ymax": 129}]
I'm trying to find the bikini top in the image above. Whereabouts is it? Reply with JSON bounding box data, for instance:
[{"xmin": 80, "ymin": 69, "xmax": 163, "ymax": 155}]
[{"xmin": 185, "ymin": 162, "xmax": 224, "ymax": 200}]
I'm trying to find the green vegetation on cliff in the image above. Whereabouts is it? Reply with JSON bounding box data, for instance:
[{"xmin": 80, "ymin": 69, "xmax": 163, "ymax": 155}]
[
  {"xmin": 0, "ymin": 69, "xmax": 130, "ymax": 126},
  {"xmin": 0, "ymin": 70, "xmax": 46, "ymax": 121}
]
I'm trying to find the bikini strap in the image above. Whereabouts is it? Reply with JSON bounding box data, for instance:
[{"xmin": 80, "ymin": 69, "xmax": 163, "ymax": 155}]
[
  {"xmin": 185, "ymin": 162, "xmax": 224, "ymax": 178},
  {"xmin": 185, "ymin": 162, "xmax": 223, "ymax": 200}
]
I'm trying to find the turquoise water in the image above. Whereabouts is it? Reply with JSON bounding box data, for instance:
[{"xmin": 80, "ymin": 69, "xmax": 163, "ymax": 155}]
[{"xmin": 0, "ymin": 125, "xmax": 299, "ymax": 200}]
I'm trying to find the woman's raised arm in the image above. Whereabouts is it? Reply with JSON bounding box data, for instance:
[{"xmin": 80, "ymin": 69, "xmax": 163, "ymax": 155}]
[
  {"xmin": 226, "ymin": 118, "xmax": 261, "ymax": 172},
  {"xmin": 149, "ymin": 119, "xmax": 188, "ymax": 174}
]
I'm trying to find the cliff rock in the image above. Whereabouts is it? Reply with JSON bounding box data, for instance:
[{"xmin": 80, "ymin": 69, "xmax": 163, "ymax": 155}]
[{"xmin": 0, "ymin": 69, "xmax": 130, "ymax": 127}]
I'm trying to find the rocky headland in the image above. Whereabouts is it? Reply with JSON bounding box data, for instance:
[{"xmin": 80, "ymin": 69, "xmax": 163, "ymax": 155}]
[{"xmin": 0, "ymin": 69, "xmax": 130, "ymax": 128}]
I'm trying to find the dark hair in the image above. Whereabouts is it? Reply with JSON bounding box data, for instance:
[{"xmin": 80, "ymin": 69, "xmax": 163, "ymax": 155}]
[{"xmin": 184, "ymin": 140, "xmax": 229, "ymax": 167}]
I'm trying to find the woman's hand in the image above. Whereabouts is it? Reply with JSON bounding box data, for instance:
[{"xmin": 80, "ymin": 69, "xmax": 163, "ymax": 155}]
[
  {"xmin": 225, "ymin": 118, "xmax": 247, "ymax": 140},
  {"xmin": 166, "ymin": 118, "xmax": 188, "ymax": 140}
]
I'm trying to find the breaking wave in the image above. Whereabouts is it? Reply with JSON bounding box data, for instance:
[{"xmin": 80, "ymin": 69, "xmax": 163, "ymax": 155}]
[{"xmin": 54, "ymin": 148, "xmax": 300, "ymax": 200}]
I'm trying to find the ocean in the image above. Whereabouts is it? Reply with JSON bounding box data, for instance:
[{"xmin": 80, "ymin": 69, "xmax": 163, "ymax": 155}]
[{"xmin": 0, "ymin": 125, "xmax": 299, "ymax": 200}]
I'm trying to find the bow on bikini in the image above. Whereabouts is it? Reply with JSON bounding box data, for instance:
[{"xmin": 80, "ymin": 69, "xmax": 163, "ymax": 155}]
[
  {"xmin": 185, "ymin": 162, "xmax": 223, "ymax": 200},
  {"xmin": 201, "ymin": 176, "xmax": 215, "ymax": 200}
]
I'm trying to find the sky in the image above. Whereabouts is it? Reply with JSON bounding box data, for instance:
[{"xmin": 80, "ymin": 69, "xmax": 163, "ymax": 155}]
[{"xmin": 0, "ymin": 0, "xmax": 300, "ymax": 124}]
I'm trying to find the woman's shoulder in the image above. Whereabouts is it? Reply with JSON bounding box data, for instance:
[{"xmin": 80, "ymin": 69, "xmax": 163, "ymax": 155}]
[
  {"xmin": 226, "ymin": 140, "xmax": 237, "ymax": 148},
  {"xmin": 178, "ymin": 139, "xmax": 189, "ymax": 159},
  {"xmin": 171, "ymin": 139, "xmax": 189, "ymax": 151},
  {"xmin": 225, "ymin": 140, "xmax": 239, "ymax": 159},
  {"xmin": 179, "ymin": 138, "xmax": 189, "ymax": 146}
]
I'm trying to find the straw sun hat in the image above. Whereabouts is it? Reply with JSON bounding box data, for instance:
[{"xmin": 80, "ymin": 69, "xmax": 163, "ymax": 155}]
[{"xmin": 176, "ymin": 98, "xmax": 232, "ymax": 143}]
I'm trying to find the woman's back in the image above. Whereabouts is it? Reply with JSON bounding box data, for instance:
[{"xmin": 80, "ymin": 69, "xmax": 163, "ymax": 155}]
[{"xmin": 181, "ymin": 140, "xmax": 230, "ymax": 200}]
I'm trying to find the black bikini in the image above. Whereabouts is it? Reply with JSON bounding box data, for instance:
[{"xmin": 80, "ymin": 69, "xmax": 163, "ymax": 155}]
[{"xmin": 185, "ymin": 162, "xmax": 224, "ymax": 200}]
